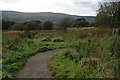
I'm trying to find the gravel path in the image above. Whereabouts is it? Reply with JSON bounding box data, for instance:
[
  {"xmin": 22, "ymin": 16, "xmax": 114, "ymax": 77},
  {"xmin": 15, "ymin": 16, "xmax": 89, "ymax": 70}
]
[{"xmin": 17, "ymin": 49, "xmax": 64, "ymax": 78}]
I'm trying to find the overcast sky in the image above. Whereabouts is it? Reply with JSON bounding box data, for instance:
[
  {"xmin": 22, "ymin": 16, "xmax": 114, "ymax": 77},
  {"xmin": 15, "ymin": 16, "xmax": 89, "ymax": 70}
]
[{"xmin": 0, "ymin": 0, "xmax": 103, "ymax": 16}]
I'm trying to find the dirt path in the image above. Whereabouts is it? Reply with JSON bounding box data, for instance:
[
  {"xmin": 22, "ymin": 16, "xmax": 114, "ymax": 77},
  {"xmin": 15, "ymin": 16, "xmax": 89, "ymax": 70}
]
[{"xmin": 17, "ymin": 49, "xmax": 64, "ymax": 78}]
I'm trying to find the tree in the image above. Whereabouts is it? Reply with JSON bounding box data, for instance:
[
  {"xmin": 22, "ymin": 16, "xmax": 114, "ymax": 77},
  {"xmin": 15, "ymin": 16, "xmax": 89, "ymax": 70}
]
[
  {"xmin": 95, "ymin": 1, "xmax": 120, "ymax": 28},
  {"xmin": 43, "ymin": 21, "xmax": 53, "ymax": 30},
  {"xmin": 59, "ymin": 17, "xmax": 73, "ymax": 30},
  {"xmin": 72, "ymin": 18, "xmax": 89, "ymax": 27},
  {"xmin": 2, "ymin": 20, "xmax": 15, "ymax": 30},
  {"xmin": 24, "ymin": 20, "xmax": 42, "ymax": 30},
  {"xmin": 12, "ymin": 23, "xmax": 25, "ymax": 30},
  {"xmin": 90, "ymin": 22, "xmax": 94, "ymax": 27}
]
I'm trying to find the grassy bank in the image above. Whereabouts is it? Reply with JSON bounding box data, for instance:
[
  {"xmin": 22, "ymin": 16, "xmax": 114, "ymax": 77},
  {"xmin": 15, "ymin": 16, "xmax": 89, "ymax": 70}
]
[{"xmin": 48, "ymin": 34, "xmax": 120, "ymax": 78}]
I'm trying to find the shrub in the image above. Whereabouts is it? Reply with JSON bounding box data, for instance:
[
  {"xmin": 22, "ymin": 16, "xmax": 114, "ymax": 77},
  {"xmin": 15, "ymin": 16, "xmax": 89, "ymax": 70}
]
[
  {"xmin": 43, "ymin": 21, "xmax": 53, "ymax": 30},
  {"xmin": 12, "ymin": 23, "xmax": 25, "ymax": 30},
  {"xmin": 24, "ymin": 20, "xmax": 42, "ymax": 30}
]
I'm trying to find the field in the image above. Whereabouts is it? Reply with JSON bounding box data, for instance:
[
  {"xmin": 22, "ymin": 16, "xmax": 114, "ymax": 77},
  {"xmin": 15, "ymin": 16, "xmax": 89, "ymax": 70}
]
[{"xmin": 2, "ymin": 28, "xmax": 120, "ymax": 78}]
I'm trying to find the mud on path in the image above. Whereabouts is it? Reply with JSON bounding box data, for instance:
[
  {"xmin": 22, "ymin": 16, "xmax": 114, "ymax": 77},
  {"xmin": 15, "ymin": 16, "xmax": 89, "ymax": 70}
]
[{"xmin": 17, "ymin": 49, "xmax": 64, "ymax": 78}]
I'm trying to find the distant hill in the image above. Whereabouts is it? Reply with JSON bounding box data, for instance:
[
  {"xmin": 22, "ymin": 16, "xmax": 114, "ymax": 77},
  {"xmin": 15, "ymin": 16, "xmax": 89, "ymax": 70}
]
[{"xmin": 2, "ymin": 11, "xmax": 94, "ymax": 23}]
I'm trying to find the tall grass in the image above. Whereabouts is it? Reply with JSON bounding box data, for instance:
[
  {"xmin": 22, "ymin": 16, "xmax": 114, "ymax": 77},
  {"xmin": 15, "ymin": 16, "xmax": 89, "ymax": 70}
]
[
  {"xmin": 2, "ymin": 28, "xmax": 119, "ymax": 78},
  {"xmin": 2, "ymin": 30, "xmax": 77, "ymax": 78},
  {"xmin": 48, "ymin": 33, "xmax": 120, "ymax": 78}
]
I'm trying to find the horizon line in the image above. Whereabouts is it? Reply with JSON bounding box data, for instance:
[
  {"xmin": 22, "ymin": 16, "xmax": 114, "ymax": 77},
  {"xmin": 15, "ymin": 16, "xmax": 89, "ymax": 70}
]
[{"xmin": 1, "ymin": 10, "xmax": 96, "ymax": 16}]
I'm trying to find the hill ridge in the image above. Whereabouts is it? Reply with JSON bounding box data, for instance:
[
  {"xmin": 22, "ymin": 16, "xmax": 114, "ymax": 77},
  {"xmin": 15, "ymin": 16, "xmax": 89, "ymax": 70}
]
[{"xmin": 2, "ymin": 11, "xmax": 94, "ymax": 23}]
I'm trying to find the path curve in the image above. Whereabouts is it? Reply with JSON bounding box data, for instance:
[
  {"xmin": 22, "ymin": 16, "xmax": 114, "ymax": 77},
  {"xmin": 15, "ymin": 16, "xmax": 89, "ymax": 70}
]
[{"xmin": 17, "ymin": 49, "xmax": 64, "ymax": 78}]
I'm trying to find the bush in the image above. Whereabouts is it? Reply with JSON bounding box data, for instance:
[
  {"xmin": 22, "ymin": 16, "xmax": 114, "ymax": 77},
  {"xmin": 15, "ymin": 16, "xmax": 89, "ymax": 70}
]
[
  {"xmin": 19, "ymin": 31, "xmax": 36, "ymax": 38},
  {"xmin": 12, "ymin": 23, "xmax": 25, "ymax": 30},
  {"xmin": 24, "ymin": 20, "xmax": 42, "ymax": 30},
  {"xmin": 2, "ymin": 20, "xmax": 15, "ymax": 30},
  {"xmin": 43, "ymin": 21, "xmax": 53, "ymax": 30}
]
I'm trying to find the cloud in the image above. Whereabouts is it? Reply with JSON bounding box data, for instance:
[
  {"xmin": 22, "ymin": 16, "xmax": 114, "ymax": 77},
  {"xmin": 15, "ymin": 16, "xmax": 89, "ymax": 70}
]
[
  {"xmin": 71, "ymin": 0, "xmax": 102, "ymax": 3},
  {"xmin": 52, "ymin": 1, "xmax": 98, "ymax": 16},
  {"xmin": 70, "ymin": 2, "xmax": 98, "ymax": 15},
  {"xmin": 0, "ymin": 0, "xmax": 19, "ymax": 3},
  {"xmin": 0, "ymin": 0, "xmax": 100, "ymax": 16}
]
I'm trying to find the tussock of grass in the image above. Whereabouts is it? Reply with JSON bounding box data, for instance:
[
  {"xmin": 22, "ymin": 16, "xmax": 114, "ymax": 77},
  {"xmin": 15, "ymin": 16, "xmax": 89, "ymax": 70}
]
[{"xmin": 52, "ymin": 37, "xmax": 64, "ymax": 42}]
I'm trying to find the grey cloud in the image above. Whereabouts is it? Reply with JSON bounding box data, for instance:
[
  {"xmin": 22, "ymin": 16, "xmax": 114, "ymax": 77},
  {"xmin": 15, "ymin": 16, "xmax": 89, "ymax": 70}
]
[
  {"xmin": 54, "ymin": 1, "xmax": 98, "ymax": 16},
  {"xmin": 68, "ymin": 2, "xmax": 98, "ymax": 15},
  {"xmin": 73, "ymin": 2, "xmax": 98, "ymax": 11},
  {"xmin": 0, "ymin": 0, "xmax": 19, "ymax": 3}
]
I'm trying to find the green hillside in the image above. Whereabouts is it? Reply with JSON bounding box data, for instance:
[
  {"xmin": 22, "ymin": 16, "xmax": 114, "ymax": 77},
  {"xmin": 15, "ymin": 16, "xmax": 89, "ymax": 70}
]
[{"xmin": 2, "ymin": 11, "xmax": 94, "ymax": 23}]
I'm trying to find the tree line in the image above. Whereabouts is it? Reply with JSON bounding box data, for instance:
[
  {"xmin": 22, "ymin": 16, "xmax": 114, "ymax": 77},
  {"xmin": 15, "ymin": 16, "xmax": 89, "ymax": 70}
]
[
  {"xmin": 2, "ymin": 20, "xmax": 53, "ymax": 30},
  {"xmin": 2, "ymin": 17, "xmax": 92, "ymax": 30}
]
